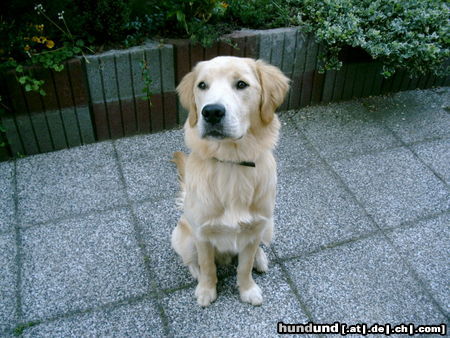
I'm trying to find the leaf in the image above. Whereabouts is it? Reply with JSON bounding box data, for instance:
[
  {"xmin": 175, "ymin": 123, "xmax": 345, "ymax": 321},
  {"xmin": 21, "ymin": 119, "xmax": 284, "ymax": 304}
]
[
  {"xmin": 15, "ymin": 65, "xmax": 24, "ymax": 73},
  {"xmin": 25, "ymin": 84, "xmax": 32, "ymax": 91},
  {"xmin": 18, "ymin": 77, "xmax": 27, "ymax": 84}
]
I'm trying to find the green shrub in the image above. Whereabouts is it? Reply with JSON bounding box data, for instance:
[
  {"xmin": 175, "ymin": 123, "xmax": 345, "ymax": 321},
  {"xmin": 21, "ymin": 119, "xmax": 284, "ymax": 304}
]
[
  {"xmin": 290, "ymin": 0, "xmax": 449, "ymax": 78},
  {"xmin": 227, "ymin": 0, "xmax": 291, "ymax": 29}
]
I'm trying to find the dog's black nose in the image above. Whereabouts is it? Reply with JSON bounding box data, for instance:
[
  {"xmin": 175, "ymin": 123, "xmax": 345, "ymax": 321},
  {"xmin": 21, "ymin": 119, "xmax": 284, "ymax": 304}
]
[{"xmin": 202, "ymin": 104, "xmax": 225, "ymax": 125}]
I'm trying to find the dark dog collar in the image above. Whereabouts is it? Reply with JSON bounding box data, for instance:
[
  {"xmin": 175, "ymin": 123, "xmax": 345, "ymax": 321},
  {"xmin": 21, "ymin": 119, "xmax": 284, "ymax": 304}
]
[{"xmin": 213, "ymin": 157, "xmax": 256, "ymax": 168}]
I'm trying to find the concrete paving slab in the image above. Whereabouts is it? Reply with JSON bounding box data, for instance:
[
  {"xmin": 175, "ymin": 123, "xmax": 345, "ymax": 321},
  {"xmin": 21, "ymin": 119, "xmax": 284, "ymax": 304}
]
[
  {"xmin": 276, "ymin": 120, "xmax": 321, "ymax": 173},
  {"xmin": 412, "ymin": 138, "xmax": 450, "ymax": 185},
  {"xmin": 0, "ymin": 162, "xmax": 14, "ymax": 233},
  {"xmin": 163, "ymin": 264, "xmax": 309, "ymax": 338},
  {"xmin": 23, "ymin": 298, "xmax": 164, "ymax": 337},
  {"xmin": 274, "ymin": 165, "xmax": 376, "ymax": 258},
  {"xmin": 362, "ymin": 89, "xmax": 450, "ymax": 144},
  {"xmin": 0, "ymin": 232, "xmax": 17, "ymax": 333},
  {"xmin": 114, "ymin": 129, "xmax": 186, "ymax": 202},
  {"xmin": 284, "ymin": 235, "xmax": 446, "ymax": 324},
  {"xmin": 20, "ymin": 208, "xmax": 149, "ymax": 322},
  {"xmin": 133, "ymin": 199, "xmax": 193, "ymax": 290},
  {"xmin": 331, "ymin": 147, "xmax": 450, "ymax": 228},
  {"xmin": 386, "ymin": 213, "xmax": 450, "ymax": 313},
  {"xmin": 16, "ymin": 142, "xmax": 126, "ymax": 226},
  {"xmin": 292, "ymin": 101, "xmax": 401, "ymax": 161}
]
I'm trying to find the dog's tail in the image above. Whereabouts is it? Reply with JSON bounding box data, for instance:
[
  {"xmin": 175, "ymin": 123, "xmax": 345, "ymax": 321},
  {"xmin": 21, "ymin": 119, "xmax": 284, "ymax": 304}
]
[{"xmin": 171, "ymin": 151, "xmax": 186, "ymax": 184}]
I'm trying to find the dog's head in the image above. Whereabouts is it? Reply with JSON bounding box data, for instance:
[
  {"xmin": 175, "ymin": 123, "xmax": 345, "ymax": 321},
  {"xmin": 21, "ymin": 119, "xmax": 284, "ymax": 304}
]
[{"xmin": 177, "ymin": 56, "xmax": 290, "ymax": 141}]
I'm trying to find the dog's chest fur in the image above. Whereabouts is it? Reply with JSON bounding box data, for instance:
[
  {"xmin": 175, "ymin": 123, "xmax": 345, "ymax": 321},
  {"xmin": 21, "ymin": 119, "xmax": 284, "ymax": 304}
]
[{"xmin": 184, "ymin": 156, "xmax": 275, "ymax": 253}]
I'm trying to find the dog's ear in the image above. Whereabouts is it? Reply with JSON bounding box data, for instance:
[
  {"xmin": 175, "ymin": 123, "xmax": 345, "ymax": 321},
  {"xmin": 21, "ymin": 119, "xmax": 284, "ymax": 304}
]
[
  {"xmin": 177, "ymin": 70, "xmax": 197, "ymax": 127},
  {"xmin": 256, "ymin": 60, "xmax": 290, "ymax": 124}
]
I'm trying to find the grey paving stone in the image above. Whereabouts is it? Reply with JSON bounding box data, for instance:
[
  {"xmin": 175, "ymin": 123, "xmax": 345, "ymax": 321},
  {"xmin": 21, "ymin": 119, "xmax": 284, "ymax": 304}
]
[
  {"xmin": 285, "ymin": 235, "xmax": 447, "ymax": 324},
  {"xmin": 292, "ymin": 101, "xmax": 400, "ymax": 161},
  {"xmin": 0, "ymin": 232, "xmax": 17, "ymax": 333},
  {"xmin": 23, "ymin": 298, "xmax": 165, "ymax": 337},
  {"xmin": 274, "ymin": 165, "xmax": 376, "ymax": 258},
  {"xmin": 276, "ymin": 119, "xmax": 321, "ymax": 173},
  {"xmin": 0, "ymin": 161, "xmax": 14, "ymax": 233},
  {"xmin": 133, "ymin": 199, "xmax": 193, "ymax": 290},
  {"xmin": 386, "ymin": 213, "xmax": 450, "ymax": 313},
  {"xmin": 114, "ymin": 129, "xmax": 186, "ymax": 202},
  {"xmin": 331, "ymin": 147, "xmax": 450, "ymax": 228},
  {"xmin": 163, "ymin": 264, "xmax": 310, "ymax": 338},
  {"xmin": 20, "ymin": 208, "xmax": 149, "ymax": 322},
  {"xmin": 412, "ymin": 138, "xmax": 450, "ymax": 185},
  {"xmin": 361, "ymin": 89, "xmax": 450, "ymax": 144},
  {"xmin": 16, "ymin": 142, "xmax": 126, "ymax": 226}
]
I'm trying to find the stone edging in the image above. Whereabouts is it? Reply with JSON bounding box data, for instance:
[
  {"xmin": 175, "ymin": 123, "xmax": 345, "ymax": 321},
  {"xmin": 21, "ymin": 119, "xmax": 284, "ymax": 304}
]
[{"xmin": 1, "ymin": 27, "xmax": 448, "ymax": 158}]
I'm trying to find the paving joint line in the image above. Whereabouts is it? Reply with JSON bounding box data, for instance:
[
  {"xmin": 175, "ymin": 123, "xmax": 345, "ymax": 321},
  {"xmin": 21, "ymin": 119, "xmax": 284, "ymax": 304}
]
[
  {"xmin": 11, "ymin": 290, "xmax": 161, "ymax": 335},
  {"xmin": 293, "ymin": 118, "xmax": 450, "ymax": 320},
  {"xmin": 273, "ymin": 228, "xmax": 383, "ymax": 264},
  {"xmin": 271, "ymin": 210, "xmax": 450, "ymax": 265},
  {"xmin": 271, "ymin": 247, "xmax": 324, "ymax": 338},
  {"xmin": 112, "ymin": 142, "xmax": 171, "ymax": 337},
  {"xmin": 379, "ymin": 231, "xmax": 450, "ymax": 319},
  {"xmin": 16, "ymin": 193, "xmax": 178, "ymax": 232}
]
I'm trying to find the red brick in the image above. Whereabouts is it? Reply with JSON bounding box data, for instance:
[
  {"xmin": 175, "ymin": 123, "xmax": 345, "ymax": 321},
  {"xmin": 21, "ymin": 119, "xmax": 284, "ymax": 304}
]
[
  {"xmin": 92, "ymin": 102, "xmax": 110, "ymax": 140},
  {"xmin": 311, "ymin": 71, "xmax": 325, "ymax": 104},
  {"xmin": 204, "ymin": 42, "xmax": 219, "ymax": 61},
  {"xmin": 4, "ymin": 70, "xmax": 28, "ymax": 113},
  {"xmin": 121, "ymin": 98, "xmax": 137, "ymax": 136},
  {"xmin": 300, "ymin": 71, "xmax": 314, "ymax": 107},
  {"xmin": 244, "ymin": 35, "xmax": 259, "ymax": 59},
  {"xmin": 67, "ymin": 58, "xmax": 89, "ymax": 106},
  {"xmin": 106, "ymin": 101, "xmax": 123, "ymax": 138},
  {"xmin": 41, "ymin": 72, "xmax": 60, "ymax": 112},
  {"xmin": 52, "ymin": 66, "xmax": 73, "ymax": 108},
  {"xmin": 288, "ymin": 75, "xmax": 302, "ymax": 109},
  {"xmin": 135, "ymin": 98, "xmax": 151, "ymax": 133},
  {"xmin": 163, "ymin": 92, "xmax": 178, "ymax": 128},
  {"xmin": 218, "ymin": 40, "xmax": 233, "ymax": 56},
  {"xmin": 170, "ymin": 39, "xmax": 191, "ymax": 84},
  {"xmin": 231, "ymin": 36, "xmax": 246, "ymax": 57},
  {"xmin": 190, "ymin": 43, "xmax": 204, "ymax": 68},
  {"xmin": 150, "ymin": 94, "xmax": 164, "ymax": 132}
]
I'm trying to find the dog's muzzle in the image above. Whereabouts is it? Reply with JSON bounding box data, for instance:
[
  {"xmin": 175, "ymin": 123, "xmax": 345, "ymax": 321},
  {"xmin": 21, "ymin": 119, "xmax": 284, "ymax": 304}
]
[{"xmin": 201, "ymin": 104, "xmax": 227, "ymax": 139}]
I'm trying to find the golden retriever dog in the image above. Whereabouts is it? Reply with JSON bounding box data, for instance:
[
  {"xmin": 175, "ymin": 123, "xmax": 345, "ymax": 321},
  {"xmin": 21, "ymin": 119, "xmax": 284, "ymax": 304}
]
[{"xmin": 171, "ymin": 56, "xmax": 289, "ymax": 306}]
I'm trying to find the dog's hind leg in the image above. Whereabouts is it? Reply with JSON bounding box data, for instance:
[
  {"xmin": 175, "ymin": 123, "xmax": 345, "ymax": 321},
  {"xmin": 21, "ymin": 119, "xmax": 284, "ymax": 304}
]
[{"xmin": 171, "ymin": 217, "xmax": 199, "ymax": 280}]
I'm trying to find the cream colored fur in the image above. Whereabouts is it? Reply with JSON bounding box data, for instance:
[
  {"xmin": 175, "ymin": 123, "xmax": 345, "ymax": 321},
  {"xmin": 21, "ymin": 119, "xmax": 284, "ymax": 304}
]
[{"xmin": 171, "ymin": 56, "xmax": 289, "ymax": 306}]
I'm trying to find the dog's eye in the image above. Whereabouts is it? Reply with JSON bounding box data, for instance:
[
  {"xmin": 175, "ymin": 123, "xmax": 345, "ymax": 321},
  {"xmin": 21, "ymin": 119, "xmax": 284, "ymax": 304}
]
[
  {"xmin": 197, "ymin": 81, "xmax": 207, "ymax": 90},
  {"xmin": 236, "ymin": 80, "xmax": 248, "ymax": 90}
]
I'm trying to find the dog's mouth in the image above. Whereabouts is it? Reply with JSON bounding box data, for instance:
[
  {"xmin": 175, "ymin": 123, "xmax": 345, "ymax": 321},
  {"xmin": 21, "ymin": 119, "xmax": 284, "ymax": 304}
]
[{"xmin": 204, "ymin": 130, "xmax": 226, "ymax": 139}]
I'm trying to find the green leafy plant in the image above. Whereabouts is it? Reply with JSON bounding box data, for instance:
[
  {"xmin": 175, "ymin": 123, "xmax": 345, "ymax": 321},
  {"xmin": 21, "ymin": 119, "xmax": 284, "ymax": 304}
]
[
  {"xmin": 290, "ymin": 0, "xmax": 450, "ymax": 78},
  {"xmin": 0, "ymin": 3, "xmax": 93, "ymax": 96},
  {"xmin": 227, "ymin": 0, "xmax": 291, "ymax": 29}
]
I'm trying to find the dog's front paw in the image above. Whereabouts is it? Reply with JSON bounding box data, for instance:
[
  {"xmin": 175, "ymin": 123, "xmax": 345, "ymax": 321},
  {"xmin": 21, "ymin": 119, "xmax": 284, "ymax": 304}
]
[
  {"xmin": 240, "ymin": 283, "xmax": 263, "ymax": 306},
  {"xmin": 254, "ymin": 247, "xmax": 269, "ymax": 273},
  {"xmin": 195, "ymin": 284, "xmax": 217, "ymax": 307}
]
